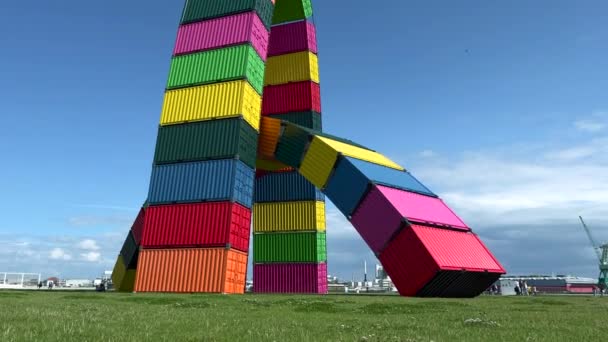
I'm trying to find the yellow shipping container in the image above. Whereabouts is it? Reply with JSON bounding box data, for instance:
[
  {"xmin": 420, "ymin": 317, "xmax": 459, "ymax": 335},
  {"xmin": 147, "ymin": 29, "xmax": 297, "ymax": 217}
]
[
  {"xmin": 111, "ymin": 255, "xmax": 136, "ymax": 292},
  {"xmin": 253, "ymin": 201, "xmax": 326, "ymax": 233},
  {"xmin": 264, "ymin": 51, "xmax": 319, "ymax": 86},
  {"xmin": 160, "ymin": 80, "xmax": 262, "ymax": 131}
]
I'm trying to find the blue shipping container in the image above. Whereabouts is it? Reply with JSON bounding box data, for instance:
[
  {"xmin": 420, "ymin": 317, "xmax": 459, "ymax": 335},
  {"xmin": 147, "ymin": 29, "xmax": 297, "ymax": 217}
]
[
  {"xmin": 254, "ymin": 171, "xmax": 324, "ymax": 203},
  {"xmin": 147, "ymin": 159, "xmax": 254, "ymax": 208},
  {"xmin": 324, "ymin": 157, "xmax": 436, "ymax": 216}
]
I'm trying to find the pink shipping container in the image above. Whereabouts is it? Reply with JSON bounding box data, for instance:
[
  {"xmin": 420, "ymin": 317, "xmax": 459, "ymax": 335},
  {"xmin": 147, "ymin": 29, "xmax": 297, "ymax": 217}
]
[
  {"xmin": 254, "ymin": 263, "xmax": 327, "ymax": 294},
  {"xmin": 174, "ymin": 12, "xmax": 269, "ymax": 61},
  {"xmin": 379, "ymin": 224, "xmax": 505, "ymax": 297},
  {"xmin": 141, "ymin": 202, "xmax": 251, "ymax": 252},
  {"xmin": 261, "ymin": 81, "xmax": 321, "ymax": 115},
  {"xmin": 267, "ymin": 20, "xmax": 317, "ymax": 57},
  {"xmin": 130, "ymin": 207, "xmax": 146, "ymax": 245}
]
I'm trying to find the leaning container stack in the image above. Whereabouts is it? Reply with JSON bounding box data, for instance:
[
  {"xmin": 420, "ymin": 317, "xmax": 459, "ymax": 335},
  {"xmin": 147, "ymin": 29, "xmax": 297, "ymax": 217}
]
[
  {"xmin": 253, "ymin": 0, "xmax": 327, "ymax": 294},
  {"xmin": 128, "ymin": 0, "xmax": 275, "ymax": 294}
]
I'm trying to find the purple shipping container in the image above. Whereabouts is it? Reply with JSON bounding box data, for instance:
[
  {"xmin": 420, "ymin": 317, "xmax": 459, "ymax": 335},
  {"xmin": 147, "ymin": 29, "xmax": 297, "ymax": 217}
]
[
  {"xmin": 254, "ymin": 263, "xmax": 327, "ymax": 294},
  {"xmin": 267, "ymin": 20, "xmax": 317, "ymax": 57},
  {"xmin": 174, "ymin": 12, "xmax": 269, "ymax": 61}
]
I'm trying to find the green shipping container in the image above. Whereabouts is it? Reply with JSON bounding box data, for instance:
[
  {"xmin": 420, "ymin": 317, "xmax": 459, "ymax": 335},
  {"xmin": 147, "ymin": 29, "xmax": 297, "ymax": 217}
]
[
  {"xmin": 267, "ymin": 111, "xmax": 322, "ymax": 131},
  {"xmin": 154, "ymin": 118, "xmax": 259, "ymax": 169},
  {"xmin": 254, "ymin": 232, "xmax": 326, "ymax": 263},
  {"xmin": 275, "ymin": 123, "xmax": 311, "ymax": 168},
  {"xmin": 272, "ymin": 0, "xmax": 312, "ymax": 24},
  {"xmin": 181, "ymin": 0, "xmax": 275, "ymax": 29},
  {"xmin": 167, "ymin": 44, "xmax": 265, "ymax": 95}
]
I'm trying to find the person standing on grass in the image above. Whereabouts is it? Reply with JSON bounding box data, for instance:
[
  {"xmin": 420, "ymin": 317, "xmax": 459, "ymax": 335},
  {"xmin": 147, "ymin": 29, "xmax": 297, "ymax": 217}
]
[{"xmin": 515, "ymin": 283, "xmax": 520, "ymax": 295}]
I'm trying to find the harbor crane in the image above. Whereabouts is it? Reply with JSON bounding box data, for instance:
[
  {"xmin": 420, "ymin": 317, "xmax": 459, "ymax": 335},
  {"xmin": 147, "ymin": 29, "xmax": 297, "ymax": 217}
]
[{"xmin": 578, "ymin": 216, "xmax": 608, "ymax": 291}]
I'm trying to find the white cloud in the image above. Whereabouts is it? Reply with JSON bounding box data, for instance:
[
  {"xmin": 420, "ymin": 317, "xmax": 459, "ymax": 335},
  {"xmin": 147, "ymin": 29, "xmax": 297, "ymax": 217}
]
[
  {"xmin": 574, "ymin": 111, "xmax": 607, "ymax": 133},
  {"xmin": 77, "ymin": 239, "xmax": 100, "ymax": 251},
  {"xmin": 49, "ymin": 248, "xmax": 72, "ymax": 261},
  {"xmin": 80, "ymin": 252, "xmax": 101, "ymax": 262},
  {"xmin": 419, "ymin": 150, "xmax": 437, "ymax": 158}
]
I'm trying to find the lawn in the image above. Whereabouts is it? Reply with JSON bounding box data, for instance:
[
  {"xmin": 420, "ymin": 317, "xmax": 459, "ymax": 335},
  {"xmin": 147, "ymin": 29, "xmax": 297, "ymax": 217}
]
[{"xmin": 0, "ymin": 290, "xmax": 605, "ymax": 341}]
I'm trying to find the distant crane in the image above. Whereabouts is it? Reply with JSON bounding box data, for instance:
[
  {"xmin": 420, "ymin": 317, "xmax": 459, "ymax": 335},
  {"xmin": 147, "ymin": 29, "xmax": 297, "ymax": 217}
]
[{"xmin": 578, "ymin": 216, "xmax": 608, "ymax": 291}]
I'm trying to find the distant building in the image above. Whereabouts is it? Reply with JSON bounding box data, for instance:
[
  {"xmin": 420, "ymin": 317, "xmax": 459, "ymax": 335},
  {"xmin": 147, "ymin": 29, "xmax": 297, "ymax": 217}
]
[
  {"xmin": 499, "ymin": 275, "xmax": 598, "ymax": 294},
  {"xmin": 65, "ymin": 279, "xmax": 93, "ymax": 288}
]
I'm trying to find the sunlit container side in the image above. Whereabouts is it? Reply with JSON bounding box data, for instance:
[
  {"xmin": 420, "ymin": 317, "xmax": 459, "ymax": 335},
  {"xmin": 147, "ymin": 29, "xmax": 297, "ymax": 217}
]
[
  {"xmin": 130, "ymin": 207, "xmax": 146, "ymax": 245},
  {"xmin": 379, "ymin": 224, "xmax": 505, "ymax": 297},
  {"xmin": 325, "ymin": 157, "xmax": 436, "ymax": 217},
  {"xmin": 174, "ymin": 12, "xmax": 269, "ymax": 61},
  {"xmin": 267, "ymin": 20, "xmax": 317, "ymax": 57},
  {"xmin": 254, "ymin": 171, "xmax": 323, "ymax": 202},
  {"xmin": 272, "ymin": 0, "xmax": 313, "ymax": 25},
  {"xmin": 254, "ymin": 263, "xmax": 327, "ymax": 293},
  {"xmin": 111, "ymin": 255, "xmax": 136, "ymax": 292},
  {"xmin": 167, "ymin": 44, "xmax": 265, "ymax": 94},
  {"xmin": 267, "ymin": 111, "xmax": 321, "ymax": 130},
  {"xmin": 141, "ymin": 202, "xmax": 251, "ymax": 252},
  {"xmin": 119, "ymin": 231, "xmax": 139, "ymax": 270},
  {"xmin": 261, "ymin": 81, "xmax": 321, "ymax": 115},
  {"xmin": 257, "ymin": 116, "xmax": 282, "ymax": 159},
  {"xmin": 274, "ymin": 123, "xmax": 312, "ymax": 168},
  {"xmin": 253, "ymin": 201, "xmax": 325, "ymax": 232},
  {"xmin": 134, "ymin": 248, "xmax": 248, "ymax": 294},
  {"xmin": 154, "ymin": 118, "xmax": 259, "ymax": 169},
  {"xmin": 181, "ymin": 0, "xmax": 274, "ymax": 30},
  {"xmin": 161, "ymin": 80, "xmax": 261, "ymax": 131},
  {"xmin": 253, "ymin": 232, "xmax": 326, "ymax": 263},
  {"xmin": 147, "ymin": 159, "xmax": 254, "ymax": 208},
  {"xmin": 264, "ymin": 52, "xmax": 319, "ymax": 86}
]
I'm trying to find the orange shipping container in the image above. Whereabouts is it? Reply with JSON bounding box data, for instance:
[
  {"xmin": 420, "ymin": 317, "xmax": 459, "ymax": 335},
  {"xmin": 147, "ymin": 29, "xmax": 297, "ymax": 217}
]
[{"xmin": 134, "ymin": 248, "xmax": 247, "ymax": 294}]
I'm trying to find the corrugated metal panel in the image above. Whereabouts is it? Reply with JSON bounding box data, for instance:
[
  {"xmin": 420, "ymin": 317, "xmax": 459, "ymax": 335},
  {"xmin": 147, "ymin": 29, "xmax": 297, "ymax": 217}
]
[
  {"xmin": 261, "ymin": 81, "xmax": 321, "ymax": 115},
  {"xmin": 154, "ymin": 118, "xmax": 259, "ymax": 169},
  {"xmin": 417, "ymin": 270, "xmax": 502, "ymax": 298},
  {"xmin": 253, "ymin": 232, "xmax": 326, "ymax": 263},
  {"xmin": 271, "ymin": 0, "xmax": 313, "ymax": 25},
  {"xmin": 253, "ymin": 201, "xmax": 325, "ymax": 232},
  {"xmin": 174, "ymin": 12, "xmax": 269, "ymax": 61},
  {"xmin": 316, "ymin": 136, "xmax": 404, "ymax": 171},
  {"xmin": 253, "ymin": 263, "xmax": 327, "ymax": 293},
  {"xmin": 134, "ymin": 248, "xmax": 247, "ymax": 294},
  {"xmin": 119, "ymin": 231, "xmax": 139, "ymax": 270},
  {"xmin": 130, "ymin": 207, "xmax": 146, "ymax": 245},
  {"xmin": 257, "ymin": 116, "xmax": 282, "ymax": 159},
  {"xmin": 254, "ymin": 171, "xmax": 324, "ymax": 202},
  {"xmin": 181, "ymin": 0, "xmax": 275, "ymax": 30},
  {"xmin": 147, "ymin": 159, "xmax": 254, "ymax": 208},
  {"xmin": 161, "ymin": 80, "xmax": 261, "ymax": 131},
  {"xmin": 376, "ymin": 185, "xmax": 469, "ymax": 230},
  {"xmin": 268, "ymin": 20, "xmax": 317, "ymax": 57},
  {"xmin": 350, "ymin": 157, "xmax": 434, "ymax": 195},
  {"xmin": 267, "ymin": 111, "xmax": 322, "ymax": 130},
  {"xmin": 298, "ymin": 136, "xmax": 339, "ymax": 189},
  {"xmin": 256, "ymin": 158, "xmax": 293, "ymax": 171},
  {"xmin": 264, "ymin": 51, "xmax": 319, "ymax": 86},
  {"xmin": 141, "ymin": 202, "xmax": 251, "ymax": 253},
  {"xmin": 275, "ymin": 123, "xmax": 312, "ymax": 168},
  {"xmin": 167, "ymin": 44, "xmax": 265, "ymax": 94},
  {"xmin": 111, "ymin": 255, "xmax": 127, "ymax": 291}
]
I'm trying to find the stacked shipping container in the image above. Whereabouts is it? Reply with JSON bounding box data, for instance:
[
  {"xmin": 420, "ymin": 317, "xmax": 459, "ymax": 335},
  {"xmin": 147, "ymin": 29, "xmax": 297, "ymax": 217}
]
[{"xmin": 253, "ymin": 1, "xmax": 327, "ymax": 294}]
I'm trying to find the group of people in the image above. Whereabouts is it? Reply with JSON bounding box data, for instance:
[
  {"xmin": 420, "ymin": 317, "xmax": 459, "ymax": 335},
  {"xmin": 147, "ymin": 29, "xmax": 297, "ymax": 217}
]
[{"xmin": 514, "ymin": 280, "xmax": 536, "ymax": 296}]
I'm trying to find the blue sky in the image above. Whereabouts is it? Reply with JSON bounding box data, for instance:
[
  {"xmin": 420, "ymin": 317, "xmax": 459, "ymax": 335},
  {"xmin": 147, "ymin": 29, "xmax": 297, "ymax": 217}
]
[{"xmin": 1, "ymin": 0, "xmax": 607, "ymax": 280}]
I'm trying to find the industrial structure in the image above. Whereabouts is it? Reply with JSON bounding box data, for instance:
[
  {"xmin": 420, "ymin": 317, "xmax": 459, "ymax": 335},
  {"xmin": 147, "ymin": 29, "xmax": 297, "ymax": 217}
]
[
  {"xmin": 112, "ymin": 0, "xmax": 505, "ymax": 297},
  {"xmin": 578, "ymin": 216, "xmax": 608, "ymax": 291}
]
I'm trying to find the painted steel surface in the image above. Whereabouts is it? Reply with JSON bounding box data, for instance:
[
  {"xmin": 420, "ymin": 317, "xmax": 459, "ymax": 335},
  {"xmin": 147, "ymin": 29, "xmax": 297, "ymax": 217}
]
[
  {"xmin": 119, "ymin": 231, "xmax": 139, "ymax": 270},
  {"xmin": 167, "ymin": 44, "xmax": 265, "ymax": 94},
  {"xmin": 257, "ymin": 116, "xmax": 282, "ymax": 159},
  {"xmin": 261, "ymin": 81, "xmax": 321, "ymax": 115},
  {"xmin": 268, "ymin": 20, "xmax": 317, "ymax": 57},
  {"xmin": 254, "ymin": 263, "xmax": 327, "ymax": 293},
  {"xmin": 174, "ymin": 12, "xmax": 269, "ymax": 60},
  {"xmin": 253, "ymin": 232, "xmax": 326, "ymax": 263},
  {"xmin": 274, "ymin": 123, "xmax": 311, "ymax": 168},
  {"xmin": 254, "ymin": 171, "xmax": 323, "ymax": 202},
  {"xmin": 161, "ymin": 81, "xmax": 261, "ymax": 130},
  {"xmin": 253, "ymin": 201, "xmax": 325, "ymax": 232},
  {"xmin": 267, "ymin": 111, "xmax": 321, "ymax": 130},
  {"xmin": 141, "ymin": 202, "xmax": 251, "ymax": 252},
  {"xmin": 272, "ymin": 0, "xmax": 312, "ymax": 24},
  {"xmin": 130, "ymin": 207, "xmax": 146, "ymax": 245},
  {"xmin": 264, "ymin": 51, "xmax": 319, "ymax": 86},
  {"xmin": 134, "ymin": 248, "xmax": 248, "ymax": 293},
  {"xmin": 181, "ymin": 0, "xmax": 275, "ymax": 29},
  {"xmin": 147, "ymin": 159, "xmax": 254, "ymax": 208}
]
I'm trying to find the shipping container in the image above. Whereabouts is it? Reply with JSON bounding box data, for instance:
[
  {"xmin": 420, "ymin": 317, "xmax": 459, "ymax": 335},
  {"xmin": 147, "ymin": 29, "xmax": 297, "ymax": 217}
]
[
  {"xmin": 154, "ymin": 118, "xmax": 259, "ymax": 169},
  {"xmin": 261, "ymin": 81, "xmax": 321, "ymax": 115},
  {"xmin": 181, "ymin": 0, "xmax": 274, "ymax": 30},
  {"xmin": 174, "ymin": 12, "xmax": 269, "ymax": 61},
  {"xmin": 253, "ymin": 201, "xmax": 325, "ymax": 232},
  {"xmin": 254, "ymin": 171, "xmax": 324, "ymax": 202},
  {"xmin": 256, "ymin": 158, "xmax": 293, "ymax": 171},
  {"xmin": 325, "ymin": 156, "xmax": 437, "ymax": 216},
  {"xmin": 253, "ymin": 232, "xmax": 326, "ymax": 263},
  {"xmin": 379, "ymin": 224, "xmax": 505, "ymax": 297},
  {"xmin": 141, "ymin": 202, "xmax": 251, "ymax": 252},
  {"xmin": 267, "ymin": 111, "xmax": 321, "ymax": 130},
  {"xmin": 167, "ymin": 44, "xmax": 265, "ymax": 94},
  {"xmin": 119, "ymin": 231, "xmax": 139, "ymax": 270},
  {"xmin": 134, "ymin": 248, "xmax": 248, "ymax": 294},
  {"xmin": 161, "ymin": 80, "xmax": 261, "ymax": 131},
  {"xmin": 268, "ymin": 20, "xmax": 317, "ymax": 57},
  {"xmin": 147, "ymin": 159, "xmax": 254, "ymax": 208},
  {"xmin": 264, "ymin": 51, "xmax": 319, "ymax": 86},
  {"xmin": 257, "ymin": 116, "xmax": 282, "ymax": 159},
  {"xmin": 274, "ymin": 123, "xmax": 312, "ymax": 168},
  {"xmin": 130, "ymin": 207, "xmax": 146, "ymax": 245},
  {"xmin": 111, "ymin": 255, "xmax": 136, "ymax": 292},
  {"xmin": 272, "ymin": 0, "xmax": 313, "ymax": 24},
  {"xmin": 254, "ymin": 263, "xmax": 327, "ymax": 293}
]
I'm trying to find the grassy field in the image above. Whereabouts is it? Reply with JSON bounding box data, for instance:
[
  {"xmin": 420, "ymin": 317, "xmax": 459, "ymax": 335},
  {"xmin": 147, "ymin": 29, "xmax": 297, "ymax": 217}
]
[{"xmin": 0, "ymin": 290, "xmax": 605, "ymax": 341}]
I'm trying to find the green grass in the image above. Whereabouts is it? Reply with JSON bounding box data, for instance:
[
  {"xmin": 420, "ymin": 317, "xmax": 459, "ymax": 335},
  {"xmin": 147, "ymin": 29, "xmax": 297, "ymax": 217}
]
[{"xmin": 1, "ymin": 291, "xmax": 605, "ymax": 341}]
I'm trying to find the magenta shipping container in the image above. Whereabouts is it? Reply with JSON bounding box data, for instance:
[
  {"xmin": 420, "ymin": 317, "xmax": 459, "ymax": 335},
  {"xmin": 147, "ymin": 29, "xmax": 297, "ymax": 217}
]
[
  {"xmin": 254, "ymin": 263, "xmax": 327, "ymax": 294},
  {"xmin": 267, "ymin": 20, "xmax": 317, "ymax": 57},
  {"xmin": 174, "ymin": 12, "xmax": 269, "ymax": 60}
]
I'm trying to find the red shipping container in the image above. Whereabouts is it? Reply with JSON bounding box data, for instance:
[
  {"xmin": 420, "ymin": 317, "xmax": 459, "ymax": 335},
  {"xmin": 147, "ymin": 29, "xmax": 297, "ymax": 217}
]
[
  {"xmin": 254, "ymin": 263, "xmax": 327, "ymax": 294},
  {"xmin": 268, "ymin": 20, "xmax": 317, "ymax": 57},
  {"xmin": 261, "ymin": 81, "xmax": 321, "ymax": 115},
  {"xmin": 379, "ymin": 224, "xmax": 505, "ymax": 297},
  {"xmin": 141, "ymin": 202, "xmax": 251, "ymax": 252},
  {"xmin": 130, "ymin": 207, "xmax": 146, "ymax": 245}
]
